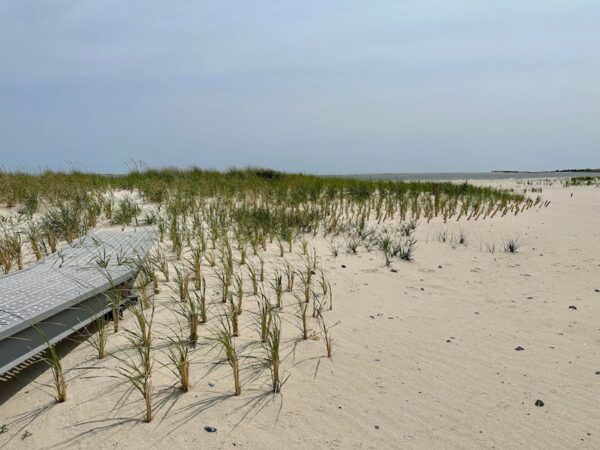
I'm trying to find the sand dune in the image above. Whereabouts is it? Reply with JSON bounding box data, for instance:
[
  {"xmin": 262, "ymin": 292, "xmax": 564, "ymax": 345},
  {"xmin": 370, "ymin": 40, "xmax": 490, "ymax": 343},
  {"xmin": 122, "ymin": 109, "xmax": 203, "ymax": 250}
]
[{"xmin": 1, "ymin": 179, "xmax": 599, "ymax": 449}]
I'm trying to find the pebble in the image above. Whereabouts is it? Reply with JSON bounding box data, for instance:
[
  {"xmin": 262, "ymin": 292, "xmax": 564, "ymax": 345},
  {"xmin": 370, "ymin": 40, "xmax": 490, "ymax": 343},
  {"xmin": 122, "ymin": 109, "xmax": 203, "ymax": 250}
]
[
  {"xmin": 568, "ymin": 305, "xmax": 577, "ymax": 310},
  {"xmin": 204, "ymin": 426, "xmax": 217, "ymax": 433},
  {"xmin": 341, "ymin": 265, "xmax": 346, "ymax": 268},
  {"xmin": 535, "ymin": 399, "xmax": 544, "ymax": 407},
  {"xmin": 515, "ymin": 346, "xmax": 525, "ymax": 351}
]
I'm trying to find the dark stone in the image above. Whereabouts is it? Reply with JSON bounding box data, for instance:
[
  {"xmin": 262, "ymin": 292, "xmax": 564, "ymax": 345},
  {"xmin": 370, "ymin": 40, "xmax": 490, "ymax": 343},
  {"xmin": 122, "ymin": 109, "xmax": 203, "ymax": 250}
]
[
  {"xmin": 390, "ymin": 269, "xmax": 398, "ymax": 273},
  {"xmin": 374, "ymin": 425, "xmax": 380, "ymax": 430},
  {"xmin": 515, "ymin": 346, "xmax": 525, "ymax": 351},
  {"xmin": 535, "ymin": 399, "xmax": 544, "ymax": 407},
  {"xmin": 341, "ymin": 265, "xmax": 346, "ymax": 268},
  {"xmin": 569, "ymin": 305, "xmax": 577, "ymax": 310},
  {"xmin": 204, "ymin": 426, "xmax": 217, "ymax": 433}
]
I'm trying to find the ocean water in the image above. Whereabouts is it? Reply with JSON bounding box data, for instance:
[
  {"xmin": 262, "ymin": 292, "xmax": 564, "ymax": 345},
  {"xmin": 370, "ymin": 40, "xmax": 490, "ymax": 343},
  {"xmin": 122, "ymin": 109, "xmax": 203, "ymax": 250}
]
[{"xmin": 344, "ymin": 172, "xmax": 600, "ymax": 181}]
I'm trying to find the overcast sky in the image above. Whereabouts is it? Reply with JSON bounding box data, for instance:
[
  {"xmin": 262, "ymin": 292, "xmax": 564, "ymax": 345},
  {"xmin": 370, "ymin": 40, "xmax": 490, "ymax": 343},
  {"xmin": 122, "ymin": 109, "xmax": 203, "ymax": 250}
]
[{"xmin": 0, "ymin": 0, "xmax": 598, "ymax": 173}]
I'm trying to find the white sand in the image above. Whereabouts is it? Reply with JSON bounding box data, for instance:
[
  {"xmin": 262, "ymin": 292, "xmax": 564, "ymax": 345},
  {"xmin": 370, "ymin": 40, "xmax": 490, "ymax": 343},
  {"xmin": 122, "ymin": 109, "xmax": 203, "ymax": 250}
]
[{"xmin": 1, "ymin": 179, "xmax": 599, "ymax": 449}]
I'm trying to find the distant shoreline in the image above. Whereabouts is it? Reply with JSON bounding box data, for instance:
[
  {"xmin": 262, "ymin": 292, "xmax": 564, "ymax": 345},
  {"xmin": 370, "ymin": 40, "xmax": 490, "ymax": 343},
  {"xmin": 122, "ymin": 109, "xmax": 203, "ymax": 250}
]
[
  {"xmin": 342, "ymin": 170, "xmax": 600, "ymax": 181},
  {"xmin": 491, "ymin": 169, "xmax": 600, "ymax": 174}
]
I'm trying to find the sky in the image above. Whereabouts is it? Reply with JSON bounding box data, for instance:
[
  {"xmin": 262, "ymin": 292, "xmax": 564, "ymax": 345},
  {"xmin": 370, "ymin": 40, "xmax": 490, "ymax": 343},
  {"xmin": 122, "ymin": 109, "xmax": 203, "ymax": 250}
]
[{"xmin": 0, "ymin": 0, "xmax": 598, "ymax": 174}]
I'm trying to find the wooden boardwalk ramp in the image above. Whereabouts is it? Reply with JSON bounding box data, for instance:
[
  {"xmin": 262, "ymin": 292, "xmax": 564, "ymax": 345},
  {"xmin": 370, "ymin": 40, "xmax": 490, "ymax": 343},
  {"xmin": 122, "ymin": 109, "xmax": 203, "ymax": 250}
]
[{"xmin": 0, "ymin": 227, "xmax": 157, "ymax": 378}]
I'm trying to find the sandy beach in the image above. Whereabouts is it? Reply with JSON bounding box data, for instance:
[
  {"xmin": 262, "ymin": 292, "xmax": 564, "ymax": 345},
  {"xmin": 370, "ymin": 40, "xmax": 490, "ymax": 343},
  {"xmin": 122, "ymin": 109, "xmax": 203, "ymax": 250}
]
[
  {"xmin": 0, "ymin": 178, "xmax": 599, "ymax": 449},
  {"xmin": 1, "ymin": 0, "xmax": 598, "ymax": 447}
]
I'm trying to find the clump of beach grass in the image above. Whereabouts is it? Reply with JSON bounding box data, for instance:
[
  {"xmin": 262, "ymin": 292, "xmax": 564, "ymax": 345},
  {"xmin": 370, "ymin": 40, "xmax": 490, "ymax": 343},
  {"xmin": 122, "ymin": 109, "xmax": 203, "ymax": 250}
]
[
  {"xmin": 295, "ymin": 293, "xmax": 310, "ymax": 340},
  {"xmin": 317, "ymin": 312, "xmax": 335, "ymax": 358},
  {"xmin": 163, "ymin": 325, "xmax": 191, "ymax": 393},
  {"xmin": 262, "ymin": 312, "xmax": 288, "ymax": 393},
  {"xmin": 271, "ymin": 270, "xmax": 284, "ymax": 308},
  {"xmin": 504, "ymin": 237, "xmax": 521, "ymax": 253},
  {"xmin": 328, "ymin": 239, "xmax": 340, "ymax": 257},
  {"xmin": 257, "ymin": 293, "xmax": 274, "ymax": 343},
  {"xmin": 111, "ymin": 196, "xmax": 140, "ymax": 226},
  {"xmin": 116, "ymin": 304, "xmax": 154, "ymax": 422},
  {"xmin": 87, "ymin": 311, "xmax": 110, "ymax": 359},
  {"xmin": 45, "ymin": 343, "xmax": 68, "ymax": 403},
  {"xmin": 212, "ymin": 315, "xmax": 242, "ymax": 396}
]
